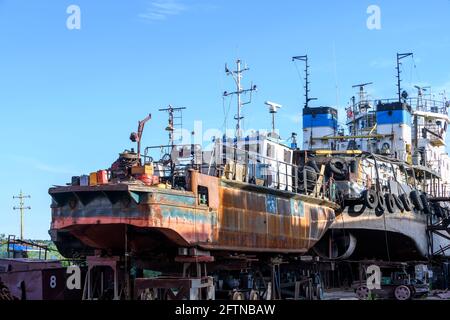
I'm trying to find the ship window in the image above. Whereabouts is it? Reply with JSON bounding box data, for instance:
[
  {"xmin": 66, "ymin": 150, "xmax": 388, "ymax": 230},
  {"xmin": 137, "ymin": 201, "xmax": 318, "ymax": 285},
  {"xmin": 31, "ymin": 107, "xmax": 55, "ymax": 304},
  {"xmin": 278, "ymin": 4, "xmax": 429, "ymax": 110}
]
[
  {"xmin": 267, "ymin": 144, "xmax": 275, "ymax": 158},
  {"xmin": 198, "ymin": 186, "xmax": 209, "ymax": 206},
  {"xmin": 284, "ymin": 150, "xmax": 291, "ymax": 163}
]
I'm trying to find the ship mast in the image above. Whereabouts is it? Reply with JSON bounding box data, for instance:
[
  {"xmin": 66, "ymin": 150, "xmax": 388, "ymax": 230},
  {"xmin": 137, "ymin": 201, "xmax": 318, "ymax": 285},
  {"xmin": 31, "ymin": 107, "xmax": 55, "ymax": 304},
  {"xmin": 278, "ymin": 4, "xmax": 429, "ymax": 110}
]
[
  {"xmin": 414, "ymin": 85, "xmax": 430, "ymax": 111},
  {"xmin": 159, "ymin": 105, "xmax": 186, "ymax": 149},
  {"xmin": 223, "ymin": 59, "xmax": 257, "ymax": 139},
  {"xmin": 396, "ymin": 52, "xmax": 413, "ymax": 103},
  {"xmin": 292, "ymin": 55, "xmax": 317, "ymax": 108},
  {"xmin": 159, "ymin": 105, "xmax": 186, "ymax": 182}
]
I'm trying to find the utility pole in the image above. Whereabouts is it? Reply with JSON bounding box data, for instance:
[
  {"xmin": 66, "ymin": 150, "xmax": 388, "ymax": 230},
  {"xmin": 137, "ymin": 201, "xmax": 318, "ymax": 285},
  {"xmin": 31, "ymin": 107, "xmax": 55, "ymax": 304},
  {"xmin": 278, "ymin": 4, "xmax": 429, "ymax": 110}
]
[{"xmin": 13, "ymin": 191, "xmax": 31, "ymax": 240}]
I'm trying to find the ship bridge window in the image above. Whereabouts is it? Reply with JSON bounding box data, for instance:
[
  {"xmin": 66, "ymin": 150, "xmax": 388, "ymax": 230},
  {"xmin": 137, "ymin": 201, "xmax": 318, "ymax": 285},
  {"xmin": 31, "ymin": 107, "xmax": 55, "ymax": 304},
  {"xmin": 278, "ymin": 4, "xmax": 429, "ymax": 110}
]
[
  {"xmin": 284, "ymin": 150, "xmax": 291, "ymax": 163},
  {"xmin": 267, "ymin": 144, "xmax": 275, "ymax": 158},
  {"xmin": 198, "ymin": 186, "xmax": 209, "ymax": 206}
]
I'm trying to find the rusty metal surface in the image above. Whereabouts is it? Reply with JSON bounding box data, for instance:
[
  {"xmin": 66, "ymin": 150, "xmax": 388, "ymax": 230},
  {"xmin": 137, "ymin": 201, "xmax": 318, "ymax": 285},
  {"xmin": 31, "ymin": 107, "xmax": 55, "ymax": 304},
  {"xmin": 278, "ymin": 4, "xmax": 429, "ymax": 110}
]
[
  {"xmin": 50, "ymin": 171, "xmax": 336, "ymax": 254},
  {"xmin": 0, "ymin": 259, "xmax": 62, "ymax": 272},
  {"xmin": 0, "ymin": 259, "xmax": 67, "ymax": 300}
]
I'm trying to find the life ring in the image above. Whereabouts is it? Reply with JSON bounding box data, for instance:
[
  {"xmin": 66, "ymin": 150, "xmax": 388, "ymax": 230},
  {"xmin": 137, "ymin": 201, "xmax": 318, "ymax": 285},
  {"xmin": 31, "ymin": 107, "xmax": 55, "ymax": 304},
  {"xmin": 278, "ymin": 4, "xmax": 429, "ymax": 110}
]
[
  {"xmin": 393, "ymin": 194, "xmax": 404, "ymax": 212},
  {"xmin": 399, "ymin": 193, "xmax": 412, "ymax": 212},
  {"xmin": 363, "ymin": 189, "xmax": 378, "ymax": 210},
  {"xmin": 410, "ymin": 190, "xmax": 424, "ymax": 211},
  {"xmin": 385, "ymin": 193, "xmax": 396, "ymax": 213}
]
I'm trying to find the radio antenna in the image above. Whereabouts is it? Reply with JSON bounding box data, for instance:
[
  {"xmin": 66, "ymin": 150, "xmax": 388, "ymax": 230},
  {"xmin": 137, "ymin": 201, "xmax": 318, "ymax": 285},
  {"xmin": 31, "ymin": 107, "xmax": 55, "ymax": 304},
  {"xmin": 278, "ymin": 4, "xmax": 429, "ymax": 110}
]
[{"xmin": 223, "ymin": 59, "xmax": 257, "ymax": 139}]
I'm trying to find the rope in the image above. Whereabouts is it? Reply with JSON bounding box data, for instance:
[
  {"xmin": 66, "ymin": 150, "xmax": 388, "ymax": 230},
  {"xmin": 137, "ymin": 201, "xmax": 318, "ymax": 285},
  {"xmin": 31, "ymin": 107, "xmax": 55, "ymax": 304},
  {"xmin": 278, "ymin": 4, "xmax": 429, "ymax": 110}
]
[
  {"xmin": 412, "ymin": 56, "xmax": 422, "ymax": 84},
  {"xmin": 222, "ymin": 95, "xmax": 233, "ymax": 133},
  {"xmin": 293, "ymin": 61, "xmax": 306, "ymax": 105}
]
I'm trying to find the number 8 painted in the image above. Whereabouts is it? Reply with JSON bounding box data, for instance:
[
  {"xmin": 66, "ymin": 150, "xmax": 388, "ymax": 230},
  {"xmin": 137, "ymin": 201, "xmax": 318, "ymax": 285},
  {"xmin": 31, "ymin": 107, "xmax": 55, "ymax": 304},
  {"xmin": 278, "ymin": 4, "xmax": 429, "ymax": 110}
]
[{"xmin": 50, "ymin": 275, "xmax": 57, "ymax": 289}]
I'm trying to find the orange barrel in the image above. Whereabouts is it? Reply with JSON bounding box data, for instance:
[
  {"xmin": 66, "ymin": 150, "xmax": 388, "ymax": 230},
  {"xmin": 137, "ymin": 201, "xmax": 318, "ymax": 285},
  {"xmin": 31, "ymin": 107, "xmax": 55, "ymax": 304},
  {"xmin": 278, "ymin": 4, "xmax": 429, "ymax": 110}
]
[
  {"xmin": 97, "ymin": 170, "xmax": 108, "ymax": 185},
  {"xmin": 89, "ymin": 172, "xmax": 98, "ymax": 186}
]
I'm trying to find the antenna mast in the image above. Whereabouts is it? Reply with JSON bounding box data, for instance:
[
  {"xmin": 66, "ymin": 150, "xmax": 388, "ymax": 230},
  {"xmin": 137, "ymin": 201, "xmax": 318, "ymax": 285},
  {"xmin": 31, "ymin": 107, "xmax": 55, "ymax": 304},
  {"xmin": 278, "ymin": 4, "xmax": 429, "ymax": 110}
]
[
  {"xmin": 352, "ymin": 82, "xmax": 373, "ymax": 105},
  {"xmin": 414, "ymin": 85, "xmax": 429, "ymax": 110},
  {"xmin": 292, "ymin": 55, "xmax": 317, "ymax": 108},
  {"xmin": 159, "ymin": 105, "xmax": 186, "ymax": 148},
  {"xmin": 396, "ymin": 53, "xmax": 414, "ymax": 103},
  {"xmin": 223, "ymin": 59, "xmax": 257, "ymax": 139},
  {"xmin": 13, "ymin": 191, "xmax": 31, "ymax": 240}
]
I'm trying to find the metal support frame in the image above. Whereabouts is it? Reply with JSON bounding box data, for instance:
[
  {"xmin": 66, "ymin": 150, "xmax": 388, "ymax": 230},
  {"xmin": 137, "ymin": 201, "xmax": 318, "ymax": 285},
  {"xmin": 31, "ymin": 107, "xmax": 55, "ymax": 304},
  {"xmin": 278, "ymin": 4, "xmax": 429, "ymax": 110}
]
[
  {"xmin": 83, "ymin": 256, "xmax": 122, "ymax": 300},
  {"xmin": 426, "ymin": 214, "xmax": 450, "ymax": 258},
  {"xmin": 135, "ymin": 251, "xmax": 215, "ymax": 300}
]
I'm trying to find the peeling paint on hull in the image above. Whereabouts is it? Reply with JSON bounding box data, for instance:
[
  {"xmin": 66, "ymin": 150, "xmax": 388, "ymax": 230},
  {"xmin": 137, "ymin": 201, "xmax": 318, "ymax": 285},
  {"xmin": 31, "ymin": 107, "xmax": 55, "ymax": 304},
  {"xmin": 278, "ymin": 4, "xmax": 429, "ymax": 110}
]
[{"xmin": 49, "ymin": 173, "xmax": 336, "ymax": 254}]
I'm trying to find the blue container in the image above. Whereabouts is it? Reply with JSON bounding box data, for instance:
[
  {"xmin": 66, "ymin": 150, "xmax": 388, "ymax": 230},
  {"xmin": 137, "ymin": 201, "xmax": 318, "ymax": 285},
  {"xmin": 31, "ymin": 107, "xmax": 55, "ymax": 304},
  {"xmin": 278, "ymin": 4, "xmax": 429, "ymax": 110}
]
[{"xmin": 80, "ymin": 175, "xmax": 89, "ymax": 186}]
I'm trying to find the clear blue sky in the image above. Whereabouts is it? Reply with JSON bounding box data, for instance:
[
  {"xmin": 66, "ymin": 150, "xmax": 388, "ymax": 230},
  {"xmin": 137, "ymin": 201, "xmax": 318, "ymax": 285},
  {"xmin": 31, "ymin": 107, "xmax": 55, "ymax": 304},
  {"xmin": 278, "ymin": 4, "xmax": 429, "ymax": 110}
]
[{"xmin": 1, "ymin": 0, "xmax": 450, "ymax": 239}]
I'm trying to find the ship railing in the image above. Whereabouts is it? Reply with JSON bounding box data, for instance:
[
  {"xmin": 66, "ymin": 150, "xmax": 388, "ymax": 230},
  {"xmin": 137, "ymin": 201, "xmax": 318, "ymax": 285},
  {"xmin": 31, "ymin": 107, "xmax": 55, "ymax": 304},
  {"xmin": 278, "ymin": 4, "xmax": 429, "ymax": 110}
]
[
  {"xmin": 416, "ymin": 123, "xmax": 446, "ymax": 144},
  {"xmin": 141, "ymin": 144, "xmax": 336, "ymax": 202},
  {"xmin": 143, "ymin": 144, "xmax": 203, "ymax": 164},
  {"xmin": 218, "ymin": 145, "xmax": 336, "ymax": 202},
  {"xmin": 361, "ymin": 98, "xmax": 450, "ymax": 116}
]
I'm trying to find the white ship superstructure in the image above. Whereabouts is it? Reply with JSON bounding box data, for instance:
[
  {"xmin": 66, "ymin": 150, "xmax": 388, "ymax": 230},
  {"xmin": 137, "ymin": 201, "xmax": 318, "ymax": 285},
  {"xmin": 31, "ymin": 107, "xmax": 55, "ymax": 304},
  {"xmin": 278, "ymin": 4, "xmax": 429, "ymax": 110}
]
[{"xmin": 299, "ymin": 53, "xmax": 450, "ymax": 261}]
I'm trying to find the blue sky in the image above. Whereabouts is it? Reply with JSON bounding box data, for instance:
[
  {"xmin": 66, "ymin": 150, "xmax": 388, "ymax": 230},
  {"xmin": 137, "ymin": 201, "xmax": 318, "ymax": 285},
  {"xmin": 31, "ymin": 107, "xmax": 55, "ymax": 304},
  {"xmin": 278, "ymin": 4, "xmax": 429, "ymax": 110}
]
[{"xmin": 1, "ymin": 0, "xmax": 450, "ymax": 239}]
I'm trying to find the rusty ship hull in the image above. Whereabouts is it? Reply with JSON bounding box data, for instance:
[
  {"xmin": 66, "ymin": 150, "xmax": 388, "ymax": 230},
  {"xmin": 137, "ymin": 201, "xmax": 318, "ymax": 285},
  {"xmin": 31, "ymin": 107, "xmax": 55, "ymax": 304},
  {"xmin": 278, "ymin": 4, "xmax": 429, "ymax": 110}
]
[{"xmin": 49, "ymin": 171, "xmax": 336, "ymax": 258}]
